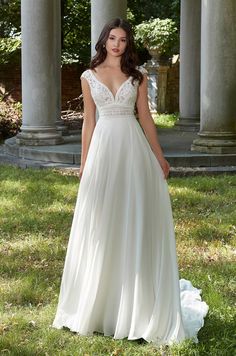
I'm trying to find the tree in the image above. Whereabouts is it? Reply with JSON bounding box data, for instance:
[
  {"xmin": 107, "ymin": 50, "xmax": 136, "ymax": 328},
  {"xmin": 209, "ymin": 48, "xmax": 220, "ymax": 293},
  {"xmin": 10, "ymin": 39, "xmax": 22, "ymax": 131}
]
[
  {"xmin": 127, "ymin": 0, "xmax": 180, "ymax": 27},
  {"xmin": 0, "ymin": 0, "xmax": 21, "ymax": 64},
  {"xmin": 0, "ymin": 0, "xmax": 91, "ymax": 65},
  {"xmin": 0, "ymin": 0, "xmax": 20, "ymax": 37},
  {"xmin": 0, "ymin": 0, "xmax": 180, "ymax": 66},
  {"xmin": 61, "ymin": 0, "xmax": 91, "ymax": 65},
  {"xmin": 127, "ymin": 0, "xmax": 180, "ymax": 63}
]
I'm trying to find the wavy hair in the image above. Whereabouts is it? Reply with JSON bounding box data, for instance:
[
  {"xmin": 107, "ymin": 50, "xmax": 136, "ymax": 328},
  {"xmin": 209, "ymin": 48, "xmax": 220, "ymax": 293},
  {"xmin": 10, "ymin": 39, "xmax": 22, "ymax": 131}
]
[{"xmin": 90, "ymin": 18, "xmax": 143, "ymax": 84}]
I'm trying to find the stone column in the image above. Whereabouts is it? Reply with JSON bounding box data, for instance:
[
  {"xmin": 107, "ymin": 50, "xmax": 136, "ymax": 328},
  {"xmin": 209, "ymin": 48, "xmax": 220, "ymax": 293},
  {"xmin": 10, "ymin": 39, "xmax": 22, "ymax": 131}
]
[
  {"xmin": 157, "ymin": 65, "xmax": 169, "ymax": 113},
  {"xmin": 55, "ymin": 0, "xmax": 67, "ymax": 135},
  {"xmin": 175, "ymin": 0, "xmax": 201, "ymax": 131},
  {"xmin": 16, "ymin": 0, "xmax": 63, "ymax": 145},
  {"xmin": 144, "ymin": 59, "xmax": 158, "ymax": 113},
  {"xmin": 192, "ymin": 0, "xmax": 236, "ymax": 153},
  {"xmin": 91, "ymin": 0, "xmax": 127, "ymax": 56}
]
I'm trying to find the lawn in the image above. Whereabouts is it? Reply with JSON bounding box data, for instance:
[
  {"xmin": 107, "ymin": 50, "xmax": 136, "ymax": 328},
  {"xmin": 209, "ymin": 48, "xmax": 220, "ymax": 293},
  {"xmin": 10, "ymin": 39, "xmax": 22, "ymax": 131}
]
[
  {"xmin": 153, "ymin": 113, "xmax": 178, "ymax": 128},
  {"xmin": 0, "ymin": 165, "xmax": 235, "ymax": 356}
]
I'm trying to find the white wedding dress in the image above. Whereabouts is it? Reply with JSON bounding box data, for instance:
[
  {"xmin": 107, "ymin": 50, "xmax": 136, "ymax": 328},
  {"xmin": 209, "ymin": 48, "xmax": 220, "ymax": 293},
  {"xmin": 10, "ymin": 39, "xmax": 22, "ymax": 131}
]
[{"xmin": 52, "ymin": 68, "xmax": 208, "ymax": 345}]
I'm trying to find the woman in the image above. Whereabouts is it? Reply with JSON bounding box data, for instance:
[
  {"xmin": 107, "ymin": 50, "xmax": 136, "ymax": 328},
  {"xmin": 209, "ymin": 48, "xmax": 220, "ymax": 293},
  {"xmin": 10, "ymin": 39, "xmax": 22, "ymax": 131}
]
[{"xmin": 53, "ymin": 18, "xmax": 208, "ymax": 345}]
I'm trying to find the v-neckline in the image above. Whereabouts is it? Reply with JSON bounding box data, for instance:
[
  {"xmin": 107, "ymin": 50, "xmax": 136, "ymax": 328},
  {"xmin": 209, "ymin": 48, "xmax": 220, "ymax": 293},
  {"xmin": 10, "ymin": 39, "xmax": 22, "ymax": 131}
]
[{"xmin": 89, "ymin": 69, "xmax": 130, "ymax": 100}]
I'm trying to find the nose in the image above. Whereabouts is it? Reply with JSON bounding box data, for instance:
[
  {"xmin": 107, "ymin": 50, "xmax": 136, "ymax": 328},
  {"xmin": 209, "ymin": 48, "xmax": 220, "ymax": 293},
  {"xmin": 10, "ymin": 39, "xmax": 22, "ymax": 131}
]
[{"xmin": 114, "ymin": 39, "xmax": 120, "ymax": 47}]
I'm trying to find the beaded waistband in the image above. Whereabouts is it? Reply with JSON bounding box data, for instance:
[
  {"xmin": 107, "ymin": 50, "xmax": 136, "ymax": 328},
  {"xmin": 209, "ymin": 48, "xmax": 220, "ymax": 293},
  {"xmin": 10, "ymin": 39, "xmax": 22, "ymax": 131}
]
[{"xmin": 99, "ymin": 107, "xmax": 135, "ymax": 118}]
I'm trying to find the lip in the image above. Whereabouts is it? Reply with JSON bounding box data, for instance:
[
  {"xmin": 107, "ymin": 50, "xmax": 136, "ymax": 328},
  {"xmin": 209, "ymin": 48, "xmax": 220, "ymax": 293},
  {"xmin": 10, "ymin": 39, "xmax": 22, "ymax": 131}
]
[{"xmin": 112, "ymin": 48, "xmax": 120, "ymax": 53}]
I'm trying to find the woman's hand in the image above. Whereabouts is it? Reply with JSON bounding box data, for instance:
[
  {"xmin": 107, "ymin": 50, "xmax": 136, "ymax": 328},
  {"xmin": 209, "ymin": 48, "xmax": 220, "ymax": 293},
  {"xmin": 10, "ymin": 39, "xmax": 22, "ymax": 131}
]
[
  {"xmin": 158, "ymin": 156, "xmax": 170, "ymax": 179},
  {"xmin": 79, "ymin": 165, "xmax": 84, "ymax": 179}
]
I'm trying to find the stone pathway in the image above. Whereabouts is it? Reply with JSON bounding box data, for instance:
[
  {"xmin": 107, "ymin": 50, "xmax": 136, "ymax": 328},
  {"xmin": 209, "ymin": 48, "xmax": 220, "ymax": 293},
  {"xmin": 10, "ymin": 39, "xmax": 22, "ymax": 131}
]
[{"xmin": 1, "ymin": 128, "xmax": 236, "ymax": 177}]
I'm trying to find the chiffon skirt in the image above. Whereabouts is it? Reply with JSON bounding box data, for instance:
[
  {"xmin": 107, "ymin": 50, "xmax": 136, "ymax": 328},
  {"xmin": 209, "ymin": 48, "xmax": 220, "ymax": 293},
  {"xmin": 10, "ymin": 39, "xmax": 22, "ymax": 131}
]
[{"xmin": 52, "ymin": 115, "xmax": 208, "ymax": 345}]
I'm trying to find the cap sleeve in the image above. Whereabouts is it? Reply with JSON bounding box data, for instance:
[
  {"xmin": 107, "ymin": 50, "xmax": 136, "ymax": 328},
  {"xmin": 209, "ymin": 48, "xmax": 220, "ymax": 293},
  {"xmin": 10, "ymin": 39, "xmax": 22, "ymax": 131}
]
[{"xmin": 80, "ymin": 69, "xmax": 90, "ymax": 81}]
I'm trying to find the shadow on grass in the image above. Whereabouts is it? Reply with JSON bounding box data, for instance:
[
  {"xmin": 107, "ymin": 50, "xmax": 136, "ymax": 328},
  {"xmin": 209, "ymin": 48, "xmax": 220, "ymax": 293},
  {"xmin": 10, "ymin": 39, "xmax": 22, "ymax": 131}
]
[
  {"xmin": 0, "ymin": 312, "xmax": 235, "ymax": 356},
  {"xmin": 180, "ymin": 261, "xmax": 236, "ymax": 309},
  {"xmin": 1, "ymin": 245, "xmax": 235, "ymax": 312},
  {"xmin": 0, "ymin": 342, "xmax": 34, "ymax": 356},
  {"xmin": 0, "ymin": 167, "xmax": 79, "ymax": 238},
  {"xmin": 0, "ymin": 209, "xmax": 74, "ymax": 237},
  {"xmin": 169, "ymin": 175, "xmax": 236, "ymax": 244},
  {"xmin": 0, "ymin": 167, "xmax": 235, "ymax": 355},
  {"xmin": 197, "ymin": 311, "xmax": 236, "ymax": 356}
]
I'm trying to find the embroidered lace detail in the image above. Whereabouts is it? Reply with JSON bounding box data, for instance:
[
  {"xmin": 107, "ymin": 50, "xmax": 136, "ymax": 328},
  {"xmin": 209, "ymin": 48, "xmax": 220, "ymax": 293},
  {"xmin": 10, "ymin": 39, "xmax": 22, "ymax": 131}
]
[
  {"xmin": 80, "ymin": 70, "xmax": 96, "ymax": 89},
  {"xmin": 116, "ymin": 81, "xmax": 138, "ymax": 105},
  {"xmin": 80, "ymin": 69, "xmax": 138, "ymax": 109},
  {"xmin": 81, "ymin": 70, "xmax": 112, "ymax": 105},
  {"xmin": 99, "ymin": 106, "xmax": 135, "ymax": 118}
]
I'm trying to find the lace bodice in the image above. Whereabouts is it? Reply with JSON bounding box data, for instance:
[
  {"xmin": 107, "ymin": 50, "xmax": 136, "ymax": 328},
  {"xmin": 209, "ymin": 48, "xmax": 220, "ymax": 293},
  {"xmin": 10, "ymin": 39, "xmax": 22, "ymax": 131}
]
[{"xmin": 80, "ymin": 68, "xmax": 147, "ymax": 117}]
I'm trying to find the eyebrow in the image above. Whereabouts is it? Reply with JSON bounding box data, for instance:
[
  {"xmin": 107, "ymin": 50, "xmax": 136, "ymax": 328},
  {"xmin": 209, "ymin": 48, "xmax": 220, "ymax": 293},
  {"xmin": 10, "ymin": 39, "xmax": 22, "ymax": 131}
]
[{"xmin": 109, "ymin": 34, "xmax": 127, "ymax": 39}]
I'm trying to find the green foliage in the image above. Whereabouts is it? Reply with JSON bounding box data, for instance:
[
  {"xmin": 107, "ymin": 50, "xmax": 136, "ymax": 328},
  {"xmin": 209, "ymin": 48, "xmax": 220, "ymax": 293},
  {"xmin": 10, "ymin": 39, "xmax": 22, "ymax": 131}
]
[
  {"xmin": 0, "ymin": 0, "xmax": 91, "ymax": 65},
  {"xmin": 0, "ymin": 96, "xmax": 22, "ymax": 139},
  {"xmin": 0, "ymin": 35, "xmax": 21, "ymax": 65},
  {"xmin": 0, "ymin": 167, "xmax": 235, "ymax": 355},
  {"xmin": 128, "ymin": 1, "xmax": 180, "ymax": 62},
  {"xmin": 0, "ymin": 0, "xmax": 180, "ymax": 66},
  {"xmin": 128, "ymin": 0, "xmax": 180, "ymax": 27},
  {"xmin": 135, "ymin": 18, "xmax": 178, "ymax": 55},
  {"xmin": 154, "ymin": 113, "xmax": 179, "ymax": 128},
  {"xmin": 0, "ymin": 0, "xmax": 21, "ymax": 64},
  {"xmin": 61, "ymin": 0, "xmax": 180, "ymax": 63},
  {"xmin": 61, "ymin": 0, "xmax": 91, "ymax": 65},
  {"xmin": 0, "ymin": 0, "xmax": 20, "ymax": 37}
]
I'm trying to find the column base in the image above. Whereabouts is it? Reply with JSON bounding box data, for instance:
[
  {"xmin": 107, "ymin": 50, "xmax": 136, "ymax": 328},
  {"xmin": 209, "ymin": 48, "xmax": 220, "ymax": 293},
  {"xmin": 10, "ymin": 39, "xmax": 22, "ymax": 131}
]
[
  {"xmin": 175, "ymin": 117, "xmax": 200, "ymax": 132},
  {"xmin": 16, "ymin": 126, "xmax": 64, "ymax": 146},
  {"xmin": 191, "ymin": 131, "xmax": 236, "ymax": 153},
  {"xmin": 56, "ymin": 119, "xmax": 69, "ymax": 136}
]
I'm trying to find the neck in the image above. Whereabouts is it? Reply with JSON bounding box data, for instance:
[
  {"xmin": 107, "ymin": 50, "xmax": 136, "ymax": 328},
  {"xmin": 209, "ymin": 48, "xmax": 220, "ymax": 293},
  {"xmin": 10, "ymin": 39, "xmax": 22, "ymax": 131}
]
[{"xmin": 103, "ymin": 54, "xmax": 122, "ymax": 68}]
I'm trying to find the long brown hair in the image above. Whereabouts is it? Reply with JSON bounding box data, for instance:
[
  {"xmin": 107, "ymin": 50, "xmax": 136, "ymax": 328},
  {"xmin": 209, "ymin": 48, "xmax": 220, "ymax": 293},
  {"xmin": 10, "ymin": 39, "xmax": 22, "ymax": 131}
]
[{"xmin": 90, "ymin": 18, "xmax": 143, "ymax": 84}]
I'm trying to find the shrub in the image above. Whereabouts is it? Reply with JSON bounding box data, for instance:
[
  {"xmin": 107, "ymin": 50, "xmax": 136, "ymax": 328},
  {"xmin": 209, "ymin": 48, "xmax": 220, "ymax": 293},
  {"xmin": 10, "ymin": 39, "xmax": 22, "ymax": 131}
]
[
  {"xmin": 0, "ymin": 95, "xmax": 22, "ymax": 139},
  {"xmin": 0, "ymin": 35, "xmax": 21, "ymax": 65},
  {"xmin": 135, "ymin": 18, "xmax": 178, "ymax": 56}
]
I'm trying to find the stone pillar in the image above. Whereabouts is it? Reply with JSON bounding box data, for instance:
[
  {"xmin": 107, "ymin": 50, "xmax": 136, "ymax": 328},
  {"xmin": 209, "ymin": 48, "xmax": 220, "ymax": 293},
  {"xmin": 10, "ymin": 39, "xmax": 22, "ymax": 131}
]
[
  {"xmin": 16, "ymin": 0, "xmax": 63, "ymax": 145},
  {"xmin": 144, "ymin": 59, "xmax": 158, "ymax": 113},
  {"xmin": 175, "ymin": 0, "xmax": 201, "ymax": 131},
  {"xmin": 91, "ymin": 0, "xmax": 127, "ymax": 56},
  {"xmin": 157, "ymin": 65, "xmax": 169, "ymax": 113},
  {"xmin": 144, "ymin": 51, "xmax": 170, "ymax": 114},
  {"xmin": 55, "ymin": 0, "xmax": 67, "ymax": 135},
  {"xmin": 192, "ymin": 0, "xmax": 236, "ymax": 153}
]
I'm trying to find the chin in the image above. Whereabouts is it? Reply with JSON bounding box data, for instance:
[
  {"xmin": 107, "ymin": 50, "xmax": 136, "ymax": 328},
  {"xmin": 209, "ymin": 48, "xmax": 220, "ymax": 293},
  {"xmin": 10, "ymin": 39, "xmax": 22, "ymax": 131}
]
[{"xmin": 108, "ymin": 52, "xmax": 121, "ymax": 57}]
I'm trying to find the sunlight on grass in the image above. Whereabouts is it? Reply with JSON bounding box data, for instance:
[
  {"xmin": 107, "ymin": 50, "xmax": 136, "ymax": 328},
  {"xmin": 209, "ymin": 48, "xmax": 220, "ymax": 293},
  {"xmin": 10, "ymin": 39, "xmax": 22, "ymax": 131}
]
[
  {"xmin": 0, "ymin": 166, "xmax": 235, "ymax": 355},
  {"xmin": 153, "ymin": 113, "xmax": 178, "ymax": 128}
]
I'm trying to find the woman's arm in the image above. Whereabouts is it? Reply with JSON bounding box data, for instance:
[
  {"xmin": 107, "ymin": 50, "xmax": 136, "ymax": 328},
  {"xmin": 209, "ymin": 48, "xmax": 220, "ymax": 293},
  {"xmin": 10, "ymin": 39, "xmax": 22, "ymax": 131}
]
[
  {"xmin": 79, "ymin": 78, "xmax": 96, "ymax": 178},
  {"xmin": 136, "ymin": 74, "xmax": 170, "ymax": 179}
]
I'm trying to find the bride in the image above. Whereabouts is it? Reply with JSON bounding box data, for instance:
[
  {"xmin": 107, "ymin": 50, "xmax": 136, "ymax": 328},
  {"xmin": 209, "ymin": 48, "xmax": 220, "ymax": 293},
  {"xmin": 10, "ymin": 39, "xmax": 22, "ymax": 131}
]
[{"xmin": 52, "ymin": 17, "xmax": 208, "ymax": 345}]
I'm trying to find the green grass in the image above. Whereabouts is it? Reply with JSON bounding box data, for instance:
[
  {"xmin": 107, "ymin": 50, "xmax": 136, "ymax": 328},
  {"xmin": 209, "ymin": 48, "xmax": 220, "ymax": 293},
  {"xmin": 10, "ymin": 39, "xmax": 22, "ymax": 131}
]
[
  {"xmin": 153, "ymin": 113, "xmax": 179, "ymax": 128},
  {"xmin": 0, "ymin": 165, "xmax": 235, "ymax": 356}
]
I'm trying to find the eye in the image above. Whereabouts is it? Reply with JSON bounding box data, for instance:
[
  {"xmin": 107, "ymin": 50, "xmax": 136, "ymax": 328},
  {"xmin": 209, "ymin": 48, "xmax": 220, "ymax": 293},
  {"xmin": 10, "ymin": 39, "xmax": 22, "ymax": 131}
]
[
  {"xmin": 109, "ymin": 36, "xmax": 115, "ymax": 40},
  {"xmin": 121, "ymin": 39, "xmax": 127, "ymax": 42}
]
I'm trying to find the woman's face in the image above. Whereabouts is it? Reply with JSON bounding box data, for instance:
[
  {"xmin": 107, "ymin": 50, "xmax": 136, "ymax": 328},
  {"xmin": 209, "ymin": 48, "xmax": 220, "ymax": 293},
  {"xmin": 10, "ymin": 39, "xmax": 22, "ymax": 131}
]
[{"xmin": 105, "ymin": 27, "xmax": 127, "ymax": 57}]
